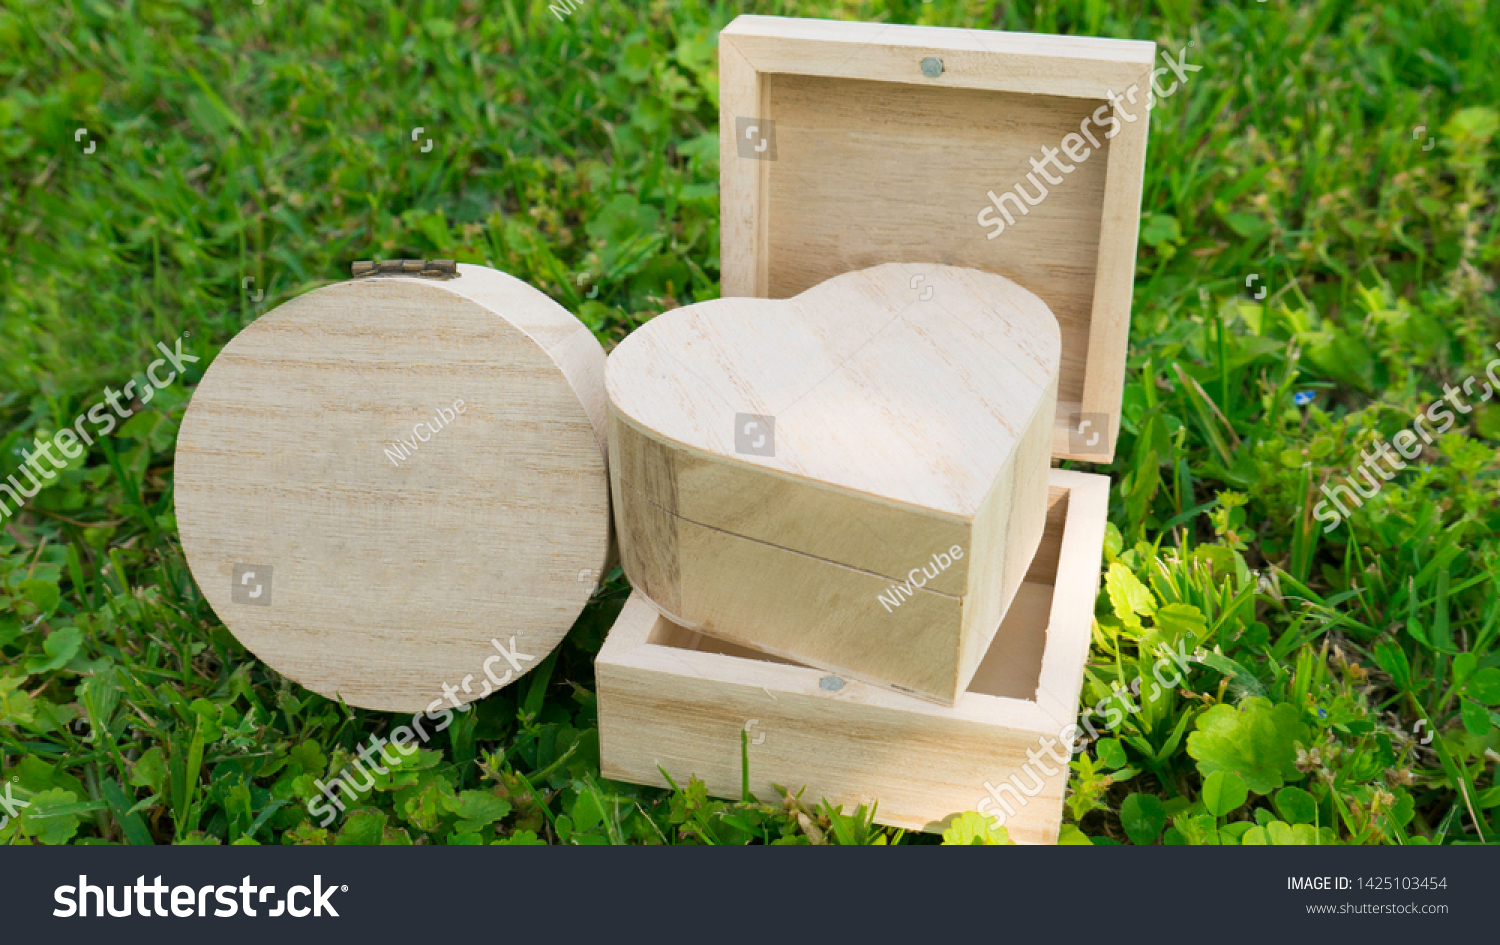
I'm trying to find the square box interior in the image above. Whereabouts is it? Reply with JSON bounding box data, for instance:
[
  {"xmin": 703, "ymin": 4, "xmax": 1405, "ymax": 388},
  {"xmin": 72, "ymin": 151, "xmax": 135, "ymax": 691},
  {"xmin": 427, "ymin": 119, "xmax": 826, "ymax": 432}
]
[{"xmin": 719, "ymin": 15, "xmax": 1155, "ymax": 462}]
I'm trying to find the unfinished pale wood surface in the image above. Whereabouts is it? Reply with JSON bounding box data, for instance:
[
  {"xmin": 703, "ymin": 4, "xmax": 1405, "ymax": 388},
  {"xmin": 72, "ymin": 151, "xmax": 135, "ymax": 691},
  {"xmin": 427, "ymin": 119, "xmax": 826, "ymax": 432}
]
[
  {"xmin": 719, "ymin": 15, "xmax": 1153, "ymax": 462},
  {"xmin": 606, "ymin": 263, "xmax": 1059, "ymax": 703},
  {"xmin": 596, "ymin": 469, "xmax": 1111, "ymax": 842},
  {"xmin": 175, "ymin": 265, "xmax": 611, "ymax": 712},
  {"xmin": 723, "ymin": 16, "xmax": 1156, "ymax": 98}
]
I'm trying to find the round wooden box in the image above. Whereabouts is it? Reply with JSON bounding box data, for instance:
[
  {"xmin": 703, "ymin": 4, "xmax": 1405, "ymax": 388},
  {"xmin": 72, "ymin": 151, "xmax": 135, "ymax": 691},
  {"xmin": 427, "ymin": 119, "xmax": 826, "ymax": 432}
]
[{"xmin": 175, "ymin": 263, "xmax": 611, "ymax": 713}]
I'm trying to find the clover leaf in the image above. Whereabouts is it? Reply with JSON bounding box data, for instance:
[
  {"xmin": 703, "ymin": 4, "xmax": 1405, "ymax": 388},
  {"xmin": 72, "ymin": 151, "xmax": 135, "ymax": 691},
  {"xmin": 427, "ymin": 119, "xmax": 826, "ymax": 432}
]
[
  {"xmin": 941, "ymin": 811, "xmax": 1014, "ymax": 845},
  {"xmin": 1187, "ymin": 697, "xmax": 1308, "ymax": 795}
]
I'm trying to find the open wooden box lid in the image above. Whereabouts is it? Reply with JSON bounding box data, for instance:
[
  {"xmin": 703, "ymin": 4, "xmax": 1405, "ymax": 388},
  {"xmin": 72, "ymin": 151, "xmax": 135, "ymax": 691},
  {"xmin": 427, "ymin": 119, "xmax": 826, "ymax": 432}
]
[{"xmin": 719, "ymin": 16, "xmax": 1154, "ymax": 463}]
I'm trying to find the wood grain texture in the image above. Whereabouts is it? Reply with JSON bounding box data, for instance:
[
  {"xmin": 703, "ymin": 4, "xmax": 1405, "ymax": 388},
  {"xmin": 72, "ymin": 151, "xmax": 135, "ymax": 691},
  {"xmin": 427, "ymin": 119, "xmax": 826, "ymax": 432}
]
[
  {"xmin": 722, "ymin": 16, "xmax": 1156, "ymax": 99},
  {"xmin": 596, "ymin": 469, "xmax": 1111, "ymax": 842},
  {"xmin": 719, "ymin": 15, "xmax": 1152, "ymax": 462},
  {"xmin": 175, "ymin": 264, "xmax": 612, "ymax": 712},
  {"xmin": 606, "ymin": 263, "xmax": 1059, "ymax": 703}
]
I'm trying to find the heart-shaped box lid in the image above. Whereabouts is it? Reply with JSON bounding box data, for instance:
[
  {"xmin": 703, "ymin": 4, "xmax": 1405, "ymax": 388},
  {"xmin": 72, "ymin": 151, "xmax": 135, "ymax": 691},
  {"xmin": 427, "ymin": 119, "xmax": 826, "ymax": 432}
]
[
  {"xmin": 719, "ymin": 15, "xmax": 1155, "ymax": 463},
  {"xmin": 607, "ymin": 263, "xmax": 1059, "ymax": 519}
]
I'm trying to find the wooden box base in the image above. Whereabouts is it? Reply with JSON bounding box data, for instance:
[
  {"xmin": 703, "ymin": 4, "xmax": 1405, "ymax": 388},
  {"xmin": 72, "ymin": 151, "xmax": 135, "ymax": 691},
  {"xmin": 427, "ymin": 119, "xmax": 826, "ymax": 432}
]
[{"xmin": 596, "ymin": 469, "xmax": 1108, "ymax": 843}]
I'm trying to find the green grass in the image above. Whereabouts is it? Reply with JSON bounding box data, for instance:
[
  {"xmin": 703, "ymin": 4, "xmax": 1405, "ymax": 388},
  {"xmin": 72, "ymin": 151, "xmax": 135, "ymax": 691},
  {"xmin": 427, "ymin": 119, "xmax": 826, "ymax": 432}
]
[{"xmin": 1, "ymin": 0, "xmax": 1497, "ymax": 845}]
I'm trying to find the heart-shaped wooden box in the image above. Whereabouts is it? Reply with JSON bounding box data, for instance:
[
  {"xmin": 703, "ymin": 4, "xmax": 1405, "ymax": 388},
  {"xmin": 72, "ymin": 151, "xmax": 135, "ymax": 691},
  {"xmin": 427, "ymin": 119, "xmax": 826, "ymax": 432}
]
[
  {"xmin": 597, "ymin": 15, "xmax": 1153, "ymax": 840},
  {"xmin": 176, "ymin": 263, "xmax": 612, "ymax": 712},
  {"xmin": 607, "ymin": 263, "xmax": 1061, "ymax": 703}
]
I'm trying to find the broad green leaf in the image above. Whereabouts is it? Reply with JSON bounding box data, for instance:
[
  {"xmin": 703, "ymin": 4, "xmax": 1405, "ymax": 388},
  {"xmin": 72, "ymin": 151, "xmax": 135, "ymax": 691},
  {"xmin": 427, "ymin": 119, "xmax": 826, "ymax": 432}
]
[
  {"xmin": 455, "ymin": 790, "xmax": 513, "ymax": 835},
  {"xmin": 1202, "ymin": 770, "xmax": 1249, "ymax": 817},
  {"xmin": 941, "ymin": 811, "xmax": 1014, "ymax": 845},
  {"xmin": 19, "ymin": 788, "xmax": 82, "ymax": 844},
  {"xmin": 1186, "ymin": 698, "xmax": 1308, "ymax": 794},
  {"xmin": 288, "ymin": 741, "xmax": 327, "ymax": 779},
  {"xmin": 1273, "ymin": 786, "xmax": 1318, "ymax": 825},
  {"xmin": 1468, "ymin": 668, "xmax": 1500, "ymax": 706},
  {"xmin": 1152, "ymin": 603, "xmax": 1207, "ymax": 644},
  {"xmin": 402, "ymin": 779, "xmax": 461, "ymax": 834},
  {"xmin": 1174, "ymin": 812, "xmax": 1220, "ymax": 845},
  {"xmin": 336, "ymin": 809, "xmax": 387, "ymax": 845},
  {"xmin": 571, "ymin": 789, "xmax": 605, "ymax": 836},
  {"xmin": 1442, "ymin": 106, "xmax": 1500, "ymax": 141},
  {"xmin": 1372, "ymin": 640, "xmax": 1411, "ymax": 692},
  {"xmin": 22, "ymin": 626, "xmax": 83, "ymax": 675},
  {"xmin": 1139, "ymin": 213, "xmax": 1181, "ymax": 247},
  {"xmin": 1405, "ymin": 617, "xmax": 1430, "ymax": 647},
  {"xmin": 130, "ymin": 747, "xmax": 167, "ymax": 793},
  {"xmin": 18, "ymin": 579, "xmax": 60, "ymax": 615},
  {"xmin": 1119, "ymin": 793, "xmax": 1166, "ymax": 845},
  {"xmin": 1105, "ymin": 563, "xmax": 1156, "ymax": 627},
  {"xmin": 1460, "ymin": 698, "xmax": 1492, "ymax": 736},
  {"xmin": 1219, "ymin": 821, "xmax": 1256, "ymax": 844},
  {"xmin": 1263, "ymin": 821, "xmax": 1317, "ymax": 845},
  {"xmin": 1095, "ymin": 737, "xmax": 1127, "ymax": 770},
  {"xmin": 1452, "ymin": 652, "xmax": 1477, "ymax": 686}
]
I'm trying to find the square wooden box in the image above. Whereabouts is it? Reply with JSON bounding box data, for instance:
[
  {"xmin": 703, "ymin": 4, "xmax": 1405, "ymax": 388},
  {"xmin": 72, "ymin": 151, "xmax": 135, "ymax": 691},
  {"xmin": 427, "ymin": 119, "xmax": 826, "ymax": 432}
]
[
  {"xmin": 596, "ymin": 16, "xmax": 1148, "ymax": 841},
  {"xmin": 597, "ymin": 469, "xmax": 1108, "ymax": 841}
]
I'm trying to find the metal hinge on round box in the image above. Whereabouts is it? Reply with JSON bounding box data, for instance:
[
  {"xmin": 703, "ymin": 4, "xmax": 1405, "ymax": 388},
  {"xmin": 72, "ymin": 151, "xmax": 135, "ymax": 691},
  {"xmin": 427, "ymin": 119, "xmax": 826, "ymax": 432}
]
[{"xmin": 596, "ymin": 15, "xmax": 1154, "ymax": 841}]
